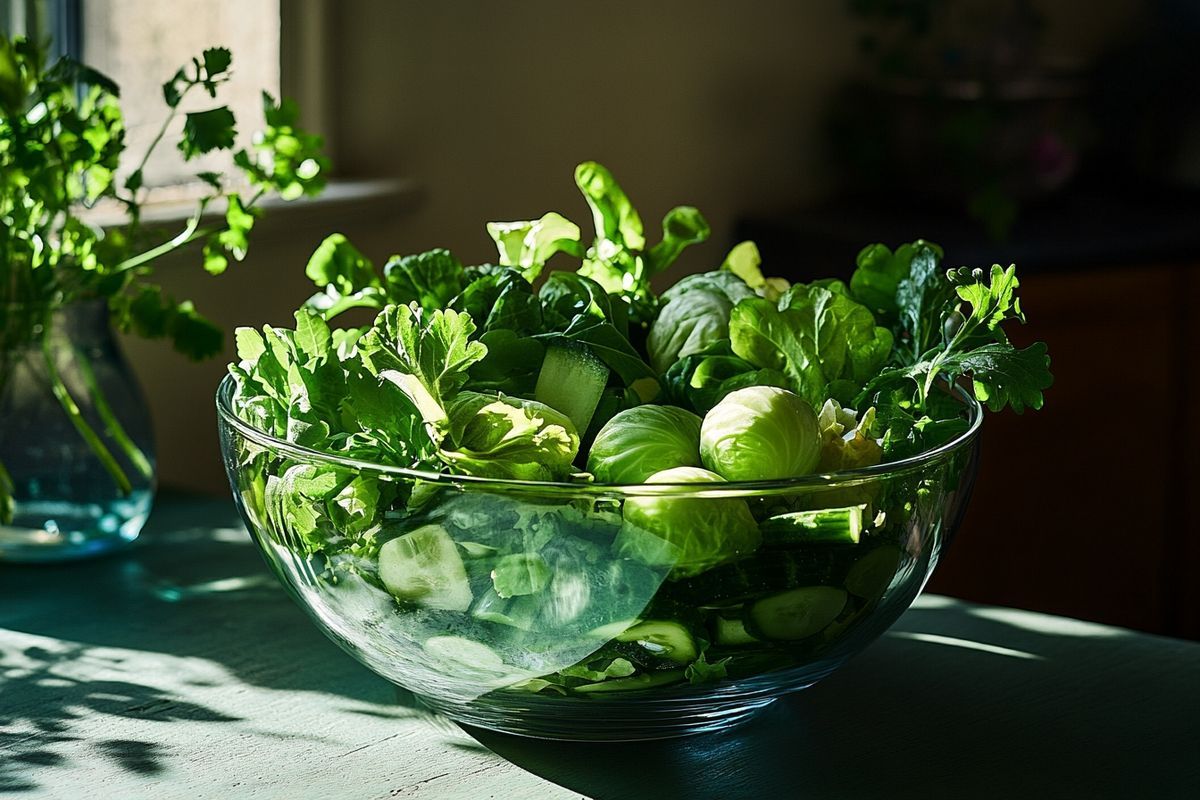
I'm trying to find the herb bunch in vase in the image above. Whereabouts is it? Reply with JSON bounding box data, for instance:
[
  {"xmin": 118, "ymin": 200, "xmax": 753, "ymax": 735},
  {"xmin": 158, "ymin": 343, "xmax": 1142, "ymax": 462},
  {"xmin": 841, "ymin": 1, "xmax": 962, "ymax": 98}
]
[{"xmin": 0, "ymin": 35, "xmax": 327, "ymax": 560}]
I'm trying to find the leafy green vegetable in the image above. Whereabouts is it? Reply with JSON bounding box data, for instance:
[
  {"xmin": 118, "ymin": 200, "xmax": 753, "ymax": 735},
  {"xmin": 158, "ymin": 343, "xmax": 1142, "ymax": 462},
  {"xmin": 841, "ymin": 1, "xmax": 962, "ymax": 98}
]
[
  {"xmin": 487, "ymin": 212, "xmax": 584, "ymax": 282},
  {"xmin": 573, "ymin": 161, "xmax": 709, "ymax": 321},
  {"xmin": 615, "ymin": 466, "xmax": 761, "ymax": 578},
  {"xmin": 816, "ymin": 399, "xmax": 882, "ymax": 471},
  {"xmin": 384, "ymin": 249, "xmax": 467, "ymax": 312},
  {"xmin": 849, "ymin": 240, "xmax": 943, "ymax": 328},
  {"xmin": 358, "ymin": 304, "xmax": 486, "ymax": 402},
  {"xmin": 727, "ymin": 283, "xmax": 893, "ymax": 409},
  {"xmin": 861, "ymin": 264, "xmax": 1052, "ymax": 414},
  {"xmin": 450, "ymin": 266, "xmax": 542, "ymax": 335},
  {"xmin": 647, "ymin": 270, "xmax": 756, "ymax": 374},
  {"xmin": 684, "ymin": 651, "xmax": 731, "ymax": 684},
  {"xmin": 700, "ymin": 386, "xmax": 821, "ymax": 481},
  {"xmin": 645, "ymin": 206, "xmax": 711, "ymax": 276},
  {"xmin": 491, "ymin": 553, "xmax": 553, "ymax": 598},
  {"xmin": 441, "ymin": 391, "xmax": 579, "ymax": 481},
  {"xmin": 721, "ymin": 241, "xmax": 790, "ymax": 301},
  {"xmin": 221, "ymin": 162, "xmax": 1057, "ymax": 705},
  {"xmin": 662, "ymin": 340, "xmax": 790, "ymax": 414},
  {"xmin": 587, "ymin": 405, "xmax": 703, "ymax": 484}
]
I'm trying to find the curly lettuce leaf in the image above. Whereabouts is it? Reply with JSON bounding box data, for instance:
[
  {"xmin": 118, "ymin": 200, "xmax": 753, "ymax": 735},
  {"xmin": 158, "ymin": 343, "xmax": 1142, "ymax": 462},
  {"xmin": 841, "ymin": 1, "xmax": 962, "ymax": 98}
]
[
  {"xmin": 572, "ymin": 162, "xmax": 708, "ymax": 321},
  {"xmin": 357, "ymin": 304, "xmax": 487, "ymax": 400},
  {"xmin": 720, "ymin": 240, "xmax": 790, "ymax": 301},
  {"xmin": 486, "ymin": 212, "xmax": 584, "ymax": 282},
  {"xmin": 383, "ymin": 248, "xmax": 467, "ymax": 312},
  {"xmin": 644, "ymin": 205, "xmax": 711, "ymax": 276},
  {"xmin": 440, "ymin": 391, "xmax": 580, "ymax": 481},
  {"xmin": 727, "ymin": 283, "xmax": 893, "ymax": 409},
  {"xmin": 303, "ymin": 234, "xmax": 387, "ymax": 320}
]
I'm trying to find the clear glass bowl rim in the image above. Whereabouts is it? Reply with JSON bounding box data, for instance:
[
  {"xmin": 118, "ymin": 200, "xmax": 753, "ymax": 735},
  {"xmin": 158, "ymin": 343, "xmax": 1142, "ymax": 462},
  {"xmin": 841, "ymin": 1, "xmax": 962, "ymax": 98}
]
[{"xmin": 215, "ymin": 373, "xmax": 982, "ymax": 498}]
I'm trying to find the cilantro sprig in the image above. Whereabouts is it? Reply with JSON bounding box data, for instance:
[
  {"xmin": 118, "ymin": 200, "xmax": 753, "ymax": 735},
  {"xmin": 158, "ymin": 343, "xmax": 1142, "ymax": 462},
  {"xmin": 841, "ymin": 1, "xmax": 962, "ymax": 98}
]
[
  {"xmin": 0, "ymin": 34, "xmax": 327, "ymax": 519},
  {"xmin": 853, "ymin": 242, "xmax": 1053, "ymax": 455}
]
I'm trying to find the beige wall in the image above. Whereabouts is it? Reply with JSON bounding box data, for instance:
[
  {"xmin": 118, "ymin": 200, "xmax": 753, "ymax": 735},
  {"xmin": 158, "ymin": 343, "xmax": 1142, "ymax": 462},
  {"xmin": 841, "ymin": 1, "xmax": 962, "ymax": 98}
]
[
  {"xmin": 127, "ymin": 0, "xmax": 1144, "ymax": 494},
  {"xmin": 327, "ymin": 0, "xmax": 861, "ymax": 272}
]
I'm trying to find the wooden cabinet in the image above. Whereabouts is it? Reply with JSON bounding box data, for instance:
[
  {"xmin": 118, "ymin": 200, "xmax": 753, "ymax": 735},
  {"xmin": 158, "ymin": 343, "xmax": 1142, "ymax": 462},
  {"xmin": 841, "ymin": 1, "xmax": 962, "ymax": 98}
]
[{"xmin": 925, "ymin": 264, "xmax": 1197, "ymax": 638}]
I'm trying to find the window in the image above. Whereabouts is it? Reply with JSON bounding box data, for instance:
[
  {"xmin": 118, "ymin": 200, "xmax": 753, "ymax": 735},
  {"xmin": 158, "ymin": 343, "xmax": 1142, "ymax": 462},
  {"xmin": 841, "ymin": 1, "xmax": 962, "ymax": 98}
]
[
  {"xmin": 4, "ymin": 0, "xmax": 282, "ymax": 189},
  {"xmin": 81, "ymin": 0, "xmax": 280, "ymax": 188},
  {"xmin": 1, "ymin": 0, "xmax": 79, "ymax": 61}
]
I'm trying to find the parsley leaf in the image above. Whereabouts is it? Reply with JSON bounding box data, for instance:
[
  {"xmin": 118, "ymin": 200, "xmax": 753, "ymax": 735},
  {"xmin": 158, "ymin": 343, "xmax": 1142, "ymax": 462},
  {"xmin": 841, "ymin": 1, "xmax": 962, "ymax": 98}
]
[
  {"xmin": 179, "ymin": 106, "xmax": 237, "ymax": 158},
  {"xmin": 944, "ymin": 341, "xmax": 1052, "ymax": 413}
]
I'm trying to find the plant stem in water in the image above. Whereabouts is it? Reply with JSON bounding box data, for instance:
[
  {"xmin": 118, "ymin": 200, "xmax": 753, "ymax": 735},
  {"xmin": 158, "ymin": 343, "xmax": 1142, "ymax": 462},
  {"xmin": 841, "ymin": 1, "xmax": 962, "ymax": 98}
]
[
  {"xmin": 73, "ymin": 344, "xmax": 154, "ymax": 481},
  {"xmin": 40, "ymin": 314, "xmax": 133, "ymax": 495}
]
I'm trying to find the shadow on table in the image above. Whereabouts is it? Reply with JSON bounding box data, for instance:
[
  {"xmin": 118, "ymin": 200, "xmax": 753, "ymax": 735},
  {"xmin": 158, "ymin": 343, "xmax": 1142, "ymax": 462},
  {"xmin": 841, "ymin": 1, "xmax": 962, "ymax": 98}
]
[
  {"xmin": 466, "ymin": 601, "xmax": 1200, "ymax": 800},
  {"xmin": 0, "ymin": 640, "xmax": 239, "ymax": 793},
  {"xmin": 0, "ymin": 496, "xmax": 396, "ymax": 793}
]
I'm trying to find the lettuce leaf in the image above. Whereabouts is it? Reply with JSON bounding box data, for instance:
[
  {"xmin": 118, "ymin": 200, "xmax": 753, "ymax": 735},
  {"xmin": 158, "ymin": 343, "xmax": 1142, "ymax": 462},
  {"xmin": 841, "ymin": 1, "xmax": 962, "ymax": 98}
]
[{"xmin": 727, "ymin": 283, "xmax": 893, "ymax": 409}]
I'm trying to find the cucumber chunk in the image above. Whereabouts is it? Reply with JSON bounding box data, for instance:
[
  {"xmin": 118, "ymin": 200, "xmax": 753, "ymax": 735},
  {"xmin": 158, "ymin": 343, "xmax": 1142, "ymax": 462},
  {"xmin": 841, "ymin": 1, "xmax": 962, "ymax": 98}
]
[
  {"xmin": 614, "ymin": 620, "xmax": 698, "ymax": 665},
  {"xmin": 745, "ymin": 586, "xmax": 847, "ymax": 641},
  {"xmin": 573, "ymin": 669, "xmax": 686, "ymax": 694},
  {"xmin": 761, "ymin": 504, "xmax": 866, "ymax": 546},
  {"xmin": 470, "ymin": 588, "xmax": 539, "ymax": 630},
  {"xmin": 845, "ymin": 545, "xmax": 902, "ymax": 599},
  {"xmin": 713, "ymin": 614, "xmax": 760, "ymax": 646},
  {"xmin": 423, "ymin": 636, "xmax": 507, "ymax": 675},
  {"xmin": 535, "ymin": 343, "xmax": 609, "ymax": 435},
  {"xmin": 378, "ymin": 524, "xmax": 472, "ymax": 611}
]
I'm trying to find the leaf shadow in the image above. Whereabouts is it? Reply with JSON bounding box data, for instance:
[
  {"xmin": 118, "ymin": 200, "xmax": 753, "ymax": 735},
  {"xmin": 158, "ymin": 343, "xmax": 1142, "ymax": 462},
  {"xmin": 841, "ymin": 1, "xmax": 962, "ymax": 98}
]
[{"xmin": 0, "ymin": 640, "xmax": 237, "ymax": 793}]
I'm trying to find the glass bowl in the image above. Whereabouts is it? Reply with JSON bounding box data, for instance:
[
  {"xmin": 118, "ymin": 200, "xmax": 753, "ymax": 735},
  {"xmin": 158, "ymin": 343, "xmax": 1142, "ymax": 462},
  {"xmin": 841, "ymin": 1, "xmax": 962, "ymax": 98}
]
[{"xmin": 216, "ymin": 375, "xmax": 981, "ymax": 741}]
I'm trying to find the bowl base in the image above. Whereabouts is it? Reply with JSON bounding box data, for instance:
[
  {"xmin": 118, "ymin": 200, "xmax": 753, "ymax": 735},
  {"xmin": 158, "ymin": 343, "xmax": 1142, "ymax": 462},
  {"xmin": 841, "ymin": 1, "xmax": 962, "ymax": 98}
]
[{"xmin": 415, "ymin": 685, "xmax": 805, "ymax": 742}]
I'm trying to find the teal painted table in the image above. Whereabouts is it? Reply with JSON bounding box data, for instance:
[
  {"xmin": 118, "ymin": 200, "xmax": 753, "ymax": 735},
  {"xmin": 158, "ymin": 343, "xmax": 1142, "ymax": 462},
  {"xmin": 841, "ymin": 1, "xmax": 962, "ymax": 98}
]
[{"xmin": 3, "ymin": 496, "xmax": 1198, "ymax": 799}]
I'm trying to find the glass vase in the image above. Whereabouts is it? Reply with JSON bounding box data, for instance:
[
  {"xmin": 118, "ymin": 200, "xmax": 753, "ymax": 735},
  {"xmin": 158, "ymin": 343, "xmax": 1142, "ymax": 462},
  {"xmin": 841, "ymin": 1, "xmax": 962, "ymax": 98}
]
[{"xmin": 0, "ymin": 300, "xmax": 155, "ymax": 561}]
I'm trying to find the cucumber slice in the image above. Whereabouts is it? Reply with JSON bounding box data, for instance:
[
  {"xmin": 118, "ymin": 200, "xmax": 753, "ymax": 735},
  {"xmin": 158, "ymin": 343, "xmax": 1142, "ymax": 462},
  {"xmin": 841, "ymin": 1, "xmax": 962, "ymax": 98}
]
[
  {"xmin": 845, "ymin": 545, "xmax": 903, "ymax": 599},
  {"xmin": 424, "ymin": 636, "xmax": 506, "ymax": 674},
  {"xmin": 378, "ymin": 524, "xmax": 472, "ymax": 611},
  {"xmin": 761, "ymin": 504, "xmax": 866, "ymax": 546},
  {"xmin": 745, "ymin": 586, "xmax": 847, "ymax": 641},
  {"xmin": 713, "ymin": 614, "xmax": 760, "ymax": 646},
  {"xmin": 572, "ymin": 669, "xmax": 685, "ymax": 694},
  {"xmin": 535, "ymin": 343, "xmax": 609, "ymax": 435},
  {"xmin": 615, "ymin": 620, "xmax": 698, "ymax": 665}
]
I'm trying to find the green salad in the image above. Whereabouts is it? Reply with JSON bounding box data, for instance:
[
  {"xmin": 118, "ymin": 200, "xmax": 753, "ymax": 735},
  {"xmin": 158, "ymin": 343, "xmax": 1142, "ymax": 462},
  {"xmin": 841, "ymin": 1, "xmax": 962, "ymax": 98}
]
[{"xmin": 226, "ymin": 162, "xmax": 1052, "ymax": 696}]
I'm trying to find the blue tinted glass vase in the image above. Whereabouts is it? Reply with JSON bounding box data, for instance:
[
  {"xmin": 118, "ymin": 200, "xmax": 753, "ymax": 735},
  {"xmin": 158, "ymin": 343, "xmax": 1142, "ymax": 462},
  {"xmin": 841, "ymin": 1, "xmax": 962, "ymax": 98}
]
[{"xmin": 0, "ymin": 301, "xmax": 155, "ymax": 561}]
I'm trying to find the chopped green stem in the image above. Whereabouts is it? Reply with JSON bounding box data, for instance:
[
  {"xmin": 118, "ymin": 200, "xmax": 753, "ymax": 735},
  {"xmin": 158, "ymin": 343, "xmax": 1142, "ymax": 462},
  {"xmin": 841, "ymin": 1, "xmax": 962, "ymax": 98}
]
[
  {"xmin": 73, "ymin": 344, "xmax": 154, "ymax": 481},
  {"xmin": 0, "ymin": 457, "xmax": 14, "ymax": 525},
  {"xmin": 40, "ymin": 315, "xmax": 133, "ymax": 495}
]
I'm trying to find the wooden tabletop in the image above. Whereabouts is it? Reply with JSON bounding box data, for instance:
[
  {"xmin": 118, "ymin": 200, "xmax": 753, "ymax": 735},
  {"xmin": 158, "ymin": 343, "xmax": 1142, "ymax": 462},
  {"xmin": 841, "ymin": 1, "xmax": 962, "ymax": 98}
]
[{"xmin": 2, "ymin": 496, "xmax": 1198, "ymax": 799}]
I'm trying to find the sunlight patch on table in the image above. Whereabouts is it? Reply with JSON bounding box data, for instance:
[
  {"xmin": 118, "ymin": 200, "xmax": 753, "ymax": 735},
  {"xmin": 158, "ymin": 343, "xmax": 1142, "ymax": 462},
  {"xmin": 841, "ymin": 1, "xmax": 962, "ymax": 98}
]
[
  {"xmin": 889, "ymin": 631, "xmax": 1043, "ymax": 660},
  {"xmin": 968, "ymin": 606, "xmax": 1126, "ymax": 638}
]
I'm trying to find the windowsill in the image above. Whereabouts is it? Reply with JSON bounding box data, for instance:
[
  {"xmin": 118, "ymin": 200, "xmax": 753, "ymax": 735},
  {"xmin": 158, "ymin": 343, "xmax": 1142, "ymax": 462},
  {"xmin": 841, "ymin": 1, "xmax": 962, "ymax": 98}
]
[{"xmin": 83, "ymin": 177, "xmax": 424, "ymax": 232}]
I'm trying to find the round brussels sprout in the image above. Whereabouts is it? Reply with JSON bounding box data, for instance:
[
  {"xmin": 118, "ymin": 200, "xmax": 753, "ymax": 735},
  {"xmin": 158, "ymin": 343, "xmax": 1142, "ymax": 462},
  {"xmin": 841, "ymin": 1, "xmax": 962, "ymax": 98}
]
[
  {"xmin": 615, "ymin": 466, "xmax": 761, "ymax": 578},
  {"xmin": 587, "ymin": 405, "xmax": 703, "ymax": 484},
  {"xmin": 700, "ymin": 386, "xmax": 820, "ymax": 481}
]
